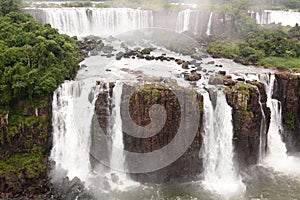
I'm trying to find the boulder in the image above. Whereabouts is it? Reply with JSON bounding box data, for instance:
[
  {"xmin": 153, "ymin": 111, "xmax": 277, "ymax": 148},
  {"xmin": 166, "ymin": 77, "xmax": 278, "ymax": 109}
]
[
  {"xmin": 182, "ymin": 62, "xmax": 189, "ymax": 69},
  {"xmin": 184, "ymin": 72, "xmax": 201, "ymax": 81}
]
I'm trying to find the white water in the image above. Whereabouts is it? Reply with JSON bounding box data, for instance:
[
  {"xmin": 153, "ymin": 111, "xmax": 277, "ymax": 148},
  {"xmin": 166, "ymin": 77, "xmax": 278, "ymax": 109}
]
[
  {"xmin": 176, "ymin": 9, "xmax": 200, "ymax": 34},
  {"xmin": 206, "ymin": 12, "xmax": 213, "ymax": 35},
  {"xmin": 258, "ymin": 89, "xmax": 267, "ymax": 161},
  {"xmin": 259, "ymin": 74, "xmax": 300, "ymax": 175},
  {"xmin": 51, "ymin": 81, "xmax": 93, "ymax": 181},
  {"xmin": 28, "ymin": 7, "xmax": 153, "ymax": 36},
  {"xmin": 109, "ymin": 82, "xmax": 129, "ymax": 189},
  {"xmin": 202, "ymin": 90, "xmax": 245, "ymax": 199},
  {"xmin": 252, "ymin": 10, "xmax": 300, "ymax": 26}
]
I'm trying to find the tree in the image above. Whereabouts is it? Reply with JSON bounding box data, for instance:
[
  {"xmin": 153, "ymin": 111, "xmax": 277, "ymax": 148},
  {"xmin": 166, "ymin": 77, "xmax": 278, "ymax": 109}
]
[{"xmin": 0, "ymin": 0, "xmax": 19, "ymax": 16}]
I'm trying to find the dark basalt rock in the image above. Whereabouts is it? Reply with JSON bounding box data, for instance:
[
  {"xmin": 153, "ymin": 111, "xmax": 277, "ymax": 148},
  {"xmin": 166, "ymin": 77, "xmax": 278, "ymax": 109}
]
[
  {"xmin": 218, "ymin": 70, "xmax": 226, "ymax": 76},
  {"xmin": 175, "ymin": 59, "xmax": 184, "ymax": 65},
  {"xmin": 116, "ymin": 52, "xmax": 124, "ymax": 60},
  {"xmin": 236, "ymin": 78, "xmax": 246, "ymax": 82},
  {"xmin": 184, "ymin": 72, "xmax": 201, "ymax": 81},
  {"xmin": 145, "ymin": 55, "xmax": 154, "ymax": 61},
  {"xmin": 141, "ymin": 48, "xmax": 152, "ymax": 55},
  {"xmin": 0, "ymin": 98, "xmax": 54, "ymax": 198},
  {"xmin": 94, "ymin": 84, "xmax": 203, "ymax": 184},
  {"xmin": 225, "ymin": 82, "xmax": 270, "ymax": 170},
  {"xmin": 208, "ymin": 75, "xmax": 223, "ymax": 85},
  {"xmin": 273, "ymin": 73, "xmax": 300, "ymax": 153},
  {"xmin": 182, "ymin": 62, "xmax": 189, "ymax": 69}
]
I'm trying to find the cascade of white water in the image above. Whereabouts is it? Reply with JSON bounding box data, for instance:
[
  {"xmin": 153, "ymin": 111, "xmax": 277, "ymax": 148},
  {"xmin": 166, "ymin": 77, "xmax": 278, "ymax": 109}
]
[
  {"xmin": 265, "ymin": 75, "xmax": 286, "ymax": 157},
  {"xmin": 32, "ymin": 8, "xmax": 153, "ymax": 36},
  {"xmin": 259, "ymin": 74, "xmax": 300, "ymax": 175},
  {"xmin": 107, "ymin": 82, "xmax": 138, "ymax": 190},
  {"xmin": 259, "ymin": 75, "xmax": 289, "ymax": 167},
  {"xmin": 51, "ymin": 81, "xmax": 90, "ymax": 181},
  {"xmin": 202, "ymin": 90, "xmax": 245, "ymax": 198},
  {"xmin": 265, "ymin": 10, "xmax": 300, "ymax": 26},
  {"xmin": 176, "ymin": 9, "xmax": 202, "ymax": 34},
  {"xmin": 176, "ymin": 9, "xmax": 192, "ymax": 33},
  {"xmin": 252, "ymin": 10, "xmax": 300, "ymax": 26},
  {"xmin": 110, "ymin": 82, "xmax": 126, "ymax": 173},
  {"xmin": 257, "ymin": 89, "xmax": 267, "ymax": 161},
  {"xmin": 206, "ymin": 12, "xmax": 213, "ymax": 35},
  {"xmin": 51, "ymin": 79, "xmax": 102, "ymax": 184}
]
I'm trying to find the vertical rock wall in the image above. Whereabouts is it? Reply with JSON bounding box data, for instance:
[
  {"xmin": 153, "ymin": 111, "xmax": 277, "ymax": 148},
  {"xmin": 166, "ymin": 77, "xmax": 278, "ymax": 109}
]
[
  {"xmin": 273, "ymin": 73, "xmax": 300, "ymax": 153},
  {"xmin": 226, "ymin": 81, "xmax": 270, "ymax": 170}
]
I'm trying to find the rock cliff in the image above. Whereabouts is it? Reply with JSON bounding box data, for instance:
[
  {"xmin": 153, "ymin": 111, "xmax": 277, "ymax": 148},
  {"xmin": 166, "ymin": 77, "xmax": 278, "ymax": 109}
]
[
  {"xmin": 0, "ymin": 98, "xmax": 53, "ymax": 198},
  {"xmin": 273, "ymin": 73, "xmax": 300, "ymax": 153},
  {"xmin": 226, "ymin": 81, "xmax": 270, "ymax": 170}
]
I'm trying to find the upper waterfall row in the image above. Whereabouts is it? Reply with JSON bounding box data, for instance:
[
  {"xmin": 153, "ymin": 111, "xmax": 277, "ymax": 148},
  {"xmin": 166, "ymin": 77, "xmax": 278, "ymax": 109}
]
[{"xmin": 24, "ymin": 7, "xmax": 300, "ymax": 37}]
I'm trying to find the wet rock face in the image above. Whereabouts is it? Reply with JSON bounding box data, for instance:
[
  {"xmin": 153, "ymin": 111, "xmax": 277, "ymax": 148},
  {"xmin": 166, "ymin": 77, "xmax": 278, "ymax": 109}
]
[
  {"xmin": 0, "ymin": 98, "xmax": 53, "ymax": 198},
  {"xmin": 226, "ymin": 82, "xmax": 270, "ymax": 170},
  {"xmin": 273, "ymin": 73, "xmax": 300, "ymax": 153},
  {"xmin": 95, "ymin": 84, "xmax": 203, "ymax": 184}
]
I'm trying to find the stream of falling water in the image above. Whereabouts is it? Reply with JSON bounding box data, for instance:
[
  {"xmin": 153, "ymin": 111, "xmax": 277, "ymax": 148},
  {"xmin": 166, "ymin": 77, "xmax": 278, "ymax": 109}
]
[
  {"xmin": 202, "ymin": 90, "xmax": 245, "ymax": 199},
  {"xmin": 206, "ymin": 12, "xmax": 213, "ymax": 35},
  {"xmin": 259, "ymin": 74, "xmax": 300, "ymax": 174},
  {"xmin": 51, "ymin": 80, "xmax": 100, "ymax": 182}
]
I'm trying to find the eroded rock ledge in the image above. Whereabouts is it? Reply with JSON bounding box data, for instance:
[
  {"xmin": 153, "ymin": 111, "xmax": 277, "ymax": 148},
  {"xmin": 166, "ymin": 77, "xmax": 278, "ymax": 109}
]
[{"xmin": 94, "ymin": 80, "xmax": 270, "ymax": 183}]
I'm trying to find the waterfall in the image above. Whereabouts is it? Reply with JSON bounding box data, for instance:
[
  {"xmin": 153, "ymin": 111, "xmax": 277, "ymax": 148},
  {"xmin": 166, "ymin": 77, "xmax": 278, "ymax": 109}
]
[
  {"xmin": 27, "ymin": 8, "xmax": 153, "ymax": 36},
  {"xmin": 257, "ymin": 89, "xmax": 267, "ymax": 161},
  {"xmin": 259, "ymin": 75, "xmax": 288, "ymax": 167},
  {"xmin": 51, "ymin": 81, "xmax": 92, "ymax": 181},
  {"xmin": 107, "ymin": 82, "xmax": 138, "ymax": 190},
  {"xmin": 258, "ymin": 74, "xmax": 300, "ymax": 175},
  {"xmin": 202, "ymin": 90, "xmax": 245, "ymax": 198},
  {"xmin": 176, "ymin": 9, "xmax": 192, "ymax": 33},
  {"xmin": 176, "ymin": 9, "xmax": 201, "ymax": 34},
  {"xmin": 251, "ymin": 10, "xmax": 300, "ymax": 26},
  {"xmin": 206, "ymin": 12, "xmax": 213, "ymax": 35},
  {"xmin": 265, "ymin": 75, "xmax": 286, "ymax": 157},
  {"xmin": 110, "ymin": 83, "xmax": 126, "ymax": 176}
]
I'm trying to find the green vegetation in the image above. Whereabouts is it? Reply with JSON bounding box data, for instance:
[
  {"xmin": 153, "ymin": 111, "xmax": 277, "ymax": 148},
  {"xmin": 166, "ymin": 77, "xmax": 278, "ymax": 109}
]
[
  {"xmin": 95, "ymin": 0, "xmax": 177, "ymax": 11},
  {"xmin": 0, "ymin": 151, "xmax": 43, "ymax": 179},
  {"xmin": 22, "ymin": 0, "xmax": 178, "ymax": 11},
  {"xmin": 0, "ymin": 0, "xmax": 79, "ymax": 187},
  {"xmin": 286, "ymin": 111, "xmax": 295, "ymax": 130},
  {"xmin": 204, "ymin": 0, "xmax": 300, "ymax": 70},
  {"xmin": 0, "ymin": 6, "xmax": 79, "ymax": 112}
]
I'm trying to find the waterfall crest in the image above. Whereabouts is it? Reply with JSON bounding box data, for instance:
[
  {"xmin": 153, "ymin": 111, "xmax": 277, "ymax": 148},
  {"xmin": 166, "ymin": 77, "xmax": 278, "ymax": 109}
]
[
  {"xmin": 28, "ymin": 8, "xmax": 153, "ymax": 36},
  {"xmin": 201, "ymin": 90, "xmax": 245, "ymax": 198}
]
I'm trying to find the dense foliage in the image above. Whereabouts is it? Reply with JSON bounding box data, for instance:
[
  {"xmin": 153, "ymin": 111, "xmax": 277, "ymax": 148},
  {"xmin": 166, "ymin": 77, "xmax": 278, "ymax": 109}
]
[
  {"xmin": 0, "ymin": 9, "xmax": 79, "ymax": 112},
  {"xmin": 0, "ymin": 1, "xmax": 79, "ymax": 194},
  {"xmin": 205, "ymin": 0, "xmax": 300, "ymax": 69}
]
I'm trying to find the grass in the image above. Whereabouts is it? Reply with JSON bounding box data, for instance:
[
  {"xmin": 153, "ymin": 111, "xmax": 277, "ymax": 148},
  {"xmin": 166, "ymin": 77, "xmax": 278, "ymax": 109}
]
[{"xmin": 260, "ymin": 57, "xmax": 300, "ymax": 70}]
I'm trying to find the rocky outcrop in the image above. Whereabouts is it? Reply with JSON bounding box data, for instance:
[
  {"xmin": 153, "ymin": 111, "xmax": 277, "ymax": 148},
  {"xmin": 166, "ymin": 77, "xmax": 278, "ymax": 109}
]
[
  {"xmin": 122, "ymin": 84, "xmax": 203, "ymax": 183},
  {"xmin": 273, "ymin": 73, "xmax": 300, "ymax": 153},
  {"xmin": 94, "ymin": 83, "xmax": 203, "ymax": 184},
  {"xmin": 93, "ymin": 79, "xmax": 272, "ymax": 183},
  {"xmin": 0, "ymin": 98, "xmax": 53, "ymax": 198},
  {"xmin": 226, "ymin": 81, "xmax": 270, "ymax": 170}
]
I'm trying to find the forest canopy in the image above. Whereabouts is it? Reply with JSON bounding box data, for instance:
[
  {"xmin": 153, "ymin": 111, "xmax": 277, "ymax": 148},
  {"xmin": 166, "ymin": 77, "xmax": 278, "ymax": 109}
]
[{"xmin": 0, "ymin": 1, "xmax": 79, "ymax": 112}]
